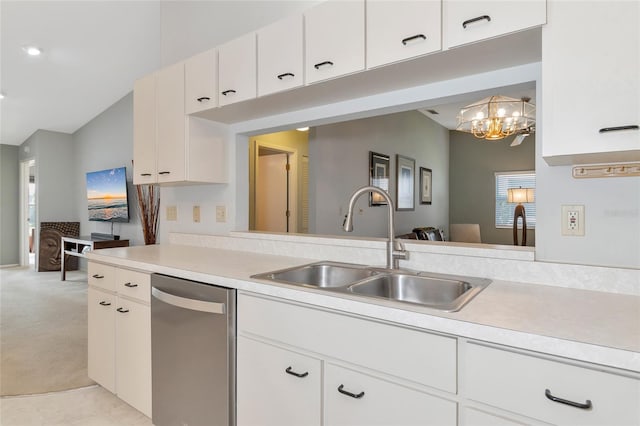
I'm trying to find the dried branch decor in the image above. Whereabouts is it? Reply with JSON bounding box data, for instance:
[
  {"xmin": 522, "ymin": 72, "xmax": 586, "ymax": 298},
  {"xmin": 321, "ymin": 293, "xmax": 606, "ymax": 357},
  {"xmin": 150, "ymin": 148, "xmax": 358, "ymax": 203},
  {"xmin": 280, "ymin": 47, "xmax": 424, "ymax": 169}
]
[{"xmin": 136, "ymin": 184, "xmax": 159, "ymax": 245}]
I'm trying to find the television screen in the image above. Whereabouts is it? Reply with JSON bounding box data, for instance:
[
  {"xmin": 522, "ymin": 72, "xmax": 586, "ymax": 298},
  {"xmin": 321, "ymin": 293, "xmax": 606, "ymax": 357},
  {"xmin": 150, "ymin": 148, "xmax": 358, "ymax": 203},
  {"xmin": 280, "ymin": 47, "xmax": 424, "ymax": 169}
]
[{"xmin": 86, "ymin": 166, "xmax": 130, "ymax": 222}]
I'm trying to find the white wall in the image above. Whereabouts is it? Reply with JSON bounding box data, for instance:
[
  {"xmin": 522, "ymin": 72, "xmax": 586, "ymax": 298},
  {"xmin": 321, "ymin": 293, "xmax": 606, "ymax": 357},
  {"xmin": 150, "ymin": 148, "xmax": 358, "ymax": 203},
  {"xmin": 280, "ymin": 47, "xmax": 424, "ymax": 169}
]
[{"xmin": 309, "ymin": 111, "xmax": 449, "ymax": 238}]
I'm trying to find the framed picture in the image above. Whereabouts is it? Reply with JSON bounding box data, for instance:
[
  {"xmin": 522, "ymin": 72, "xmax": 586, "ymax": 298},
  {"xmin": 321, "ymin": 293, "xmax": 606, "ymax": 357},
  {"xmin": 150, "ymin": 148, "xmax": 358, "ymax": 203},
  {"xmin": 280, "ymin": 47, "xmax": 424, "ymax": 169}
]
[
  {"xmin": 420, "ymin": 167, "xmax": 432, "ymax": 205},
  {"xmin": 396, "ymin": 155, "xmax": 415, "ymax": 211},
  {"xmin": 369, "ymin": 152, "xmax": 390, "ymax": 206}
]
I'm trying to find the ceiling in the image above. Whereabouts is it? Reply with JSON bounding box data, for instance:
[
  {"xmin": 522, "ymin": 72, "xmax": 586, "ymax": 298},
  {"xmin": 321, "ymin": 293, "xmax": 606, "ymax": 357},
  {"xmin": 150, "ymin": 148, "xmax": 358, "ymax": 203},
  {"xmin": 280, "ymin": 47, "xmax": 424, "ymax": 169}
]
[{"xmin": 0, "ymin": 1, "xmax": 162, "ymax": 146}]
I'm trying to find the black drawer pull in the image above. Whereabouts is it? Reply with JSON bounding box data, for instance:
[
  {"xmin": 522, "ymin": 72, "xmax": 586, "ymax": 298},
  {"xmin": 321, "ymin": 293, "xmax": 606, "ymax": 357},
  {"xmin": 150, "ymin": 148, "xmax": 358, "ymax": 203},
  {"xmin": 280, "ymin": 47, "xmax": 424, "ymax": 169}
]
[
  {"xmin": 221, "ymin": 89, "xmax": 236, "ymax": 96},
  {"xmin": 196, "ymin": 96, "xmax": 210, "ymax": 102},
  {"xmin": 92, "ymin": 274, "xmax": 104, "ymax": 279},
  {"xmin": 402, "ymin": 34, "xmax": 426, "ymax": 45},
  {"xmin": 277, "ymin": 72, "xmax": 295, "ymax": 80},
  {"xmin": 338, "ymin": 384, "xmax": 364, "ymax": 399},
  {"xmin": 140, "ymin": 173, "xmax": 152, "ymax": 177},
  {"xmin": 116, "ymin": 307, "xmax": 129, "ymax": 313},
  {"xmin": 545, "ymin": 389, "xmax": 592, "ymax": 410},
  {"xmin": 124, "ymin": 282, "xmax": 138, "ymax": 288},
  {"xmin": 158, "ymin": 171, "xmax": 171, "ymax": 175},
  {"xmin": 285, "ymin": 367, "xmax": 309, "ymax": 378},
  {"xmin": 463, "ymin": 15, "xmax": 491, "ymax": 28},
  {"xmin": 99, "ymin": 301, "xmax": 111, "ymax": 306},
  {"xmin": 599, "ymin": 125, "xmax": 639, "ymax": 133},
  {"xmin": 314, "ymin": 61, "xmax": 334, "ymax": 70}
]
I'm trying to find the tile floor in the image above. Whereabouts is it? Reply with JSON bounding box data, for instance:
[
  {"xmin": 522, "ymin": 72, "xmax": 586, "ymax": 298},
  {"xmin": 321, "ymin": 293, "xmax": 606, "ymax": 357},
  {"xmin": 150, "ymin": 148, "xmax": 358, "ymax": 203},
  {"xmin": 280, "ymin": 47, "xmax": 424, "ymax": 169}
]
[{"xmin": 0, "ymin": 385, "xmax": 152, "ymax": 426}]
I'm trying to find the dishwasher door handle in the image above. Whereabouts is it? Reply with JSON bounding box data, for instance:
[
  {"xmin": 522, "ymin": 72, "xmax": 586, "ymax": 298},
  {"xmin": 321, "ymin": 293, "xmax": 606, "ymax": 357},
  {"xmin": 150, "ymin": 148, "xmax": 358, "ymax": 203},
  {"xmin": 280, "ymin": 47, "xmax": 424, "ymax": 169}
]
[{"xmin": 152, "ymin": 287, "xmax": 226, "ymax": 314}]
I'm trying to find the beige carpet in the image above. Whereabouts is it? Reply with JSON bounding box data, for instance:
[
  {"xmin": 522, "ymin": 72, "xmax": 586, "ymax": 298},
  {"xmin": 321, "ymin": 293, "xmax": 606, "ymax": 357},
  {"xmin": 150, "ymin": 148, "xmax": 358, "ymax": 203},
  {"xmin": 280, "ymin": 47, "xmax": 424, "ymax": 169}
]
[{"xmin": 0, "ymin": 267, "xmax": 95, "ymax": 396}]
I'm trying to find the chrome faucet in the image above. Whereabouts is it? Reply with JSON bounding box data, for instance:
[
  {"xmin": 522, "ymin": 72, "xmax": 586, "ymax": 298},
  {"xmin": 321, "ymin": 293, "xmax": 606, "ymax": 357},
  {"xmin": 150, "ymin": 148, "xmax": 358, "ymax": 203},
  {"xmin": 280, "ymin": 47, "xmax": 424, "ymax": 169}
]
[{"xmin": 343, "ymin": 186, "xmax": 408, "ymax": 270}]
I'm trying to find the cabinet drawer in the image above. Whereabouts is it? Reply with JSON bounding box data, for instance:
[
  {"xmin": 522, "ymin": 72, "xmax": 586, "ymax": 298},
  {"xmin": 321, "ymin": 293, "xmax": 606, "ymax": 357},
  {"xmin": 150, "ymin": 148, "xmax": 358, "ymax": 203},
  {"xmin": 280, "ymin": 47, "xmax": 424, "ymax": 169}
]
[
  {"xmin": 115, "ymin": 268, "xmax": 150, "ymax": 303},
  {"xmin": 88, "ymin": 262, "xmax": 116, "ymax": 291},
  {"xmin": 238, "ymin": 293, "xmax": 457, "ymax": 393},
  {"xmin": 325, "ymin": 363, "xmax": 457, "ymax": 426},
  {"xmin": 463, "ymin": 342, "xmax": 640, "ymax": 425}
]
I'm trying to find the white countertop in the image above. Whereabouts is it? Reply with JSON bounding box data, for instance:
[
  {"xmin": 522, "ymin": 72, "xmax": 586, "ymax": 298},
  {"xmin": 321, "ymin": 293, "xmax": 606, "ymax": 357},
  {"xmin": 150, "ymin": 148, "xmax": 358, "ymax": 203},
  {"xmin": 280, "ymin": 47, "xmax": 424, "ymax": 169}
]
[{"xmin": 87, "ymin": 244, "xmax": 640, "ymax": 372}]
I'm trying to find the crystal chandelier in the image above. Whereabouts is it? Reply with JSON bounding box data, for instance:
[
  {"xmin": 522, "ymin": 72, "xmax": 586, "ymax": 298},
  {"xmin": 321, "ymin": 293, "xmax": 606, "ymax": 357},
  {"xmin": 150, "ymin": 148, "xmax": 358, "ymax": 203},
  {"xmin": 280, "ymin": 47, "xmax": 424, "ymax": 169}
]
[{"xmin": 456, "ymin": 95, "xmax": 536, "ymax": 141}]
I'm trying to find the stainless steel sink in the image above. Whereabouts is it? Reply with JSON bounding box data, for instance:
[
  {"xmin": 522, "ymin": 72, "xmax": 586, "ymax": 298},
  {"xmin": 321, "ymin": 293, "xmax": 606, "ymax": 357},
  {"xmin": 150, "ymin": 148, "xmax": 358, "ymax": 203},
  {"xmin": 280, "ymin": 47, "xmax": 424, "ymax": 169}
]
[
  {"xmin": 250, "ymin": 261, "xmax": 379, "ymax": 288},
  {"xmin": 251, "ymin": 261, "xmax": 490, "ymax": 311},
  {"xmin": 347, "ymin": 273, "xmax": 484, "ymax": 312}
]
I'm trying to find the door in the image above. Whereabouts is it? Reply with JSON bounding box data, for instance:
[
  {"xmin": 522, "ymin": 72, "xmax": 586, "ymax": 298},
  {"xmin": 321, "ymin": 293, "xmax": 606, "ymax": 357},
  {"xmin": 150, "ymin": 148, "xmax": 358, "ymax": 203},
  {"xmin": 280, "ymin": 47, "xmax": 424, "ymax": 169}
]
[{"xmin": 256, "ymin": 152, "xmax": 289, "ymax": 232}]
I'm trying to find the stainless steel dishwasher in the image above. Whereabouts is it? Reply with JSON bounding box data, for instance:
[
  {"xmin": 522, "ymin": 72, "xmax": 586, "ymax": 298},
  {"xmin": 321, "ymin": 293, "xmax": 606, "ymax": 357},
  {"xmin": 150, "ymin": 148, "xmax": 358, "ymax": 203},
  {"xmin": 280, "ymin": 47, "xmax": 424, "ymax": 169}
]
[{"xmin": 151, "ymin": 274, "xmax": 236, "ymax": 426}]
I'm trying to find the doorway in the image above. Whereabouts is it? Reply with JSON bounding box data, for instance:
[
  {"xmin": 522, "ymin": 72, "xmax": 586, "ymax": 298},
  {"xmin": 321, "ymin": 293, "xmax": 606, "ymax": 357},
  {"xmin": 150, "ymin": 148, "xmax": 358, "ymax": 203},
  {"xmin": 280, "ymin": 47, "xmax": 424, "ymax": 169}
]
[
  {"xmin": 20, "ymin": 159, "xmax": 36, "ymax": 267},
  {"xmin": 255, "ymin": 145, "xmax": 297, "ymax": 233}
]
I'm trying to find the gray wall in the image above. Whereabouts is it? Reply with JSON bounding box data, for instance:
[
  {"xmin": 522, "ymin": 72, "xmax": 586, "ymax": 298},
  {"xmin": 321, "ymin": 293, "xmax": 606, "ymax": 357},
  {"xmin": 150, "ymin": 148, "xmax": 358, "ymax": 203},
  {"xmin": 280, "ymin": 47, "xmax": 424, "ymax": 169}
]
[
  {"xmin": 0, "ymin": 144, "xmax": 20, "ymax": 265},
  {"xmin": 449, "ymin": 131, "xmax": 536, "ymax": 246},
  {"xmin": 73, "ymin": 92, "xmax": 144, "ymax": 245},
  {"xmin": 309, "ymin": 111, "xmax": 449, "ymax": 238}
]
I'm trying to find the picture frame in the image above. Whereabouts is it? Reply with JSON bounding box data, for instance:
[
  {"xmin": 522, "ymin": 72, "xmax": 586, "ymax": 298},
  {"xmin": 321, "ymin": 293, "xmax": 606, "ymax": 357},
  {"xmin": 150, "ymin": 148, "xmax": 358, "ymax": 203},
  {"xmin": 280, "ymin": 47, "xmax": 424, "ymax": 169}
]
[
  {"xmin": 396, "ymin": 155, "xmax": 415, "ymax": 211},
  {"xmin": 369, "ymin": 151, "xmax": 390, "ymax": 206},
  {"xmin": 420, "ymin": 167, "xmax": 432, "ymax": 205}
]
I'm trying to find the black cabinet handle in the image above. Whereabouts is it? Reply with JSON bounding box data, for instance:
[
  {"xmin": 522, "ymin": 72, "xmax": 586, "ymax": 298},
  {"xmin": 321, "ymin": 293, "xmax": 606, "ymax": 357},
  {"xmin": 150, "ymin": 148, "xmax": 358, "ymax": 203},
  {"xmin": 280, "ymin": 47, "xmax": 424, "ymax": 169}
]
[
  {"xmin": 338, "ymin": 384, "xmax": 365, "ymax": 399},
  {"xmin": 158, "ymin": 171, "xmax": 171, "ymax": 175},
  {"xmin": 402, "ymin": 34, "xmax": 426, "ymax": 45},
  {"xmin": 545, "ymin": 389, "xmax": 592, "ymax": 410},
  {"xmin": 599, "ymin": 125, "xmax": 639, "ymax": 133},
  {"xmin": 277, "ymin": 72, "xmax": 295, "ymax": 80},
  {"xmin": 140, "ymin": 173, "xmax": 152, "ymax": 177},
  {"xmin": 462, "ymin": 15, "xmax": 491, "ymax": 28},
  {"xmin": 196, "ymin": 96, "xmax": 210, "ymax": 102},
  {"xmin": 99, "ymin": 301, "xmax": 111, "ymax": 306},
  {"xmin": 92, "ymin": 274, "xmax": 104, "ymax": 279},
  {"xmin": 314, "ymin": 61, "xmax": 334, "ymax": 70},
  {"xmin": 124, "ymin": 282, "xmax": 138, "ymax": 288},
  {"xmin": 221, "ymin": 89, "xmax": 236, "ymax": 96},
  {"xmin": 116, "ymin": 307, "xmax": 129, "ymax": 313},
  {"xmin": 285, "ymin": 366, "xmax": 309, "ymax": 378}
]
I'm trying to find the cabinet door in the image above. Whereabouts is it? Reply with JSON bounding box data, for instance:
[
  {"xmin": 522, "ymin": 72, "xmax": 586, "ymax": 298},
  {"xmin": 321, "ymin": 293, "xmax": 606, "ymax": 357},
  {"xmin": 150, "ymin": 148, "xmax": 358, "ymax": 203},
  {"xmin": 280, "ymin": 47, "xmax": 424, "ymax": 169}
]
[
  {"xmin": 87, "ymin": 286, "xmax": 116, "ymax": 393},
  {"xmin": 366, "ymin": 0, "xmax": 442, "ymax": 69},
  {"xmin": 133, "ymin": 73, "xmax": 157, "ymax": 185},
  {"xmin": 185, "ymin": 48, "xmax": 218, "ymax": 114},
  {"xmin": 542, "ymin": 1, "xmax": 640, "ymax": 164},
  {"xmin": 257, "ymin": 14, "xmax": 304, "ymax": 97},
  {"xmin": 219, "ymin": 32, "xmax": 257, "ymax": 106},
  {"xmin": 237, "ymin": 336, "xmax": 321, "ymax": 426},
  {"xmin": 305, "ymin": 0, "xmax": 365, "ymax": 84},
  {"xmin": 115, "ymin": 296, "xmax": 151, "ymax": 417},
  {"xmin": 324, "ymin": 363, "xmax": 457, "ymax": 426},
  {"xmin": 156, "ymin": 61, "xmax": 186, "ymax": 183},
  {"xmin": 443, "ymin": 0, "xmax": 546, "ymax": 49}
]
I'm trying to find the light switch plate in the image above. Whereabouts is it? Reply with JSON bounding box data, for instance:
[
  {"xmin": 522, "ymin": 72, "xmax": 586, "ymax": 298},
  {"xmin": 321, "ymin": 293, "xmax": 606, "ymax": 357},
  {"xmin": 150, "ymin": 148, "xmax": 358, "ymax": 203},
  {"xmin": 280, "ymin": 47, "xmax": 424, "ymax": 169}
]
[
  {"xmin": 193, "ymin": 205, "xmax": 201, "ymax": 223},
  {"xmin": 561, "ymin": 205, "xmax": 585, "ymax": 236},
  {"xmin": 166, "ymin": 205, "xmax": 177, "ymax": 221},
  {"xmin": 216, "ymin": 205, "xmax": 226, "ymax": 223}
]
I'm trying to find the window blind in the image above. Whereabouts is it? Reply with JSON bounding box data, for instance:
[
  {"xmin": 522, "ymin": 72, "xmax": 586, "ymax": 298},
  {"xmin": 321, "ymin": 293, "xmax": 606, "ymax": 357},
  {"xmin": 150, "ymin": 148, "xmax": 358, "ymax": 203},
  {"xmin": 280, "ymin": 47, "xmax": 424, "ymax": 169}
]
[{"xmin": 495, "ymin": 171, "xmax": 536, "ymax": 228}]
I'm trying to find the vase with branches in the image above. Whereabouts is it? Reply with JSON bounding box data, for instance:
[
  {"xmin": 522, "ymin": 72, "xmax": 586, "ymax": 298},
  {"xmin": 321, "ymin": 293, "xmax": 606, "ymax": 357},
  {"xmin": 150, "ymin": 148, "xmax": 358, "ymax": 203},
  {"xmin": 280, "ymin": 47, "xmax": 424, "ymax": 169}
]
[{"xmin": 136, "ymin": 184, "xmax": 159, "ymax": 245}]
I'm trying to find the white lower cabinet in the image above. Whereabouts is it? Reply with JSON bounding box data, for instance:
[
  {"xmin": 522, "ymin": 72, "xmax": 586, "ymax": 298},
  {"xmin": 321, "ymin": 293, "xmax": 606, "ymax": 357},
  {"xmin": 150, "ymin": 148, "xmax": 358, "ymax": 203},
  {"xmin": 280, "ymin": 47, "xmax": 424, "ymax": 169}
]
[
  {"xmin": 237, "ymin": 336, "xmax": 321, "ymax": 426},
  {"xmin": 87, "ymin": 262, "xmax": 151, "ymax": 418},
  {"xmin": 325, "ymin": 363, "xmax": 457, "ymax": 426}
]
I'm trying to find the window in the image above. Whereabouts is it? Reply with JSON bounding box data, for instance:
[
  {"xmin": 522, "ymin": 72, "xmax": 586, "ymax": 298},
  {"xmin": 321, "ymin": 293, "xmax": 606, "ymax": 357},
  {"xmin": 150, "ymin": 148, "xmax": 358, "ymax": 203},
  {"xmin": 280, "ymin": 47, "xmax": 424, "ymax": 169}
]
[{"xmin": 495, "ymin": 171, "xmax": 536, "ymax": 228}]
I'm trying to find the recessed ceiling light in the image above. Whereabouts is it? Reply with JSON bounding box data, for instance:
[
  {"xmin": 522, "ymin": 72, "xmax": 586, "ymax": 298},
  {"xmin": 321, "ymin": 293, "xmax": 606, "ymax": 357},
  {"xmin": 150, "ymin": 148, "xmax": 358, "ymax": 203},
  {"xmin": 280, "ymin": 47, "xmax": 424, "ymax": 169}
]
[
  {"xmin": 296, "ymin": 127, "xmax": 309, "ymax": 132},
  {"xmin": 23, "ymin": 46, "xmax": 42, "ymax": 56}
]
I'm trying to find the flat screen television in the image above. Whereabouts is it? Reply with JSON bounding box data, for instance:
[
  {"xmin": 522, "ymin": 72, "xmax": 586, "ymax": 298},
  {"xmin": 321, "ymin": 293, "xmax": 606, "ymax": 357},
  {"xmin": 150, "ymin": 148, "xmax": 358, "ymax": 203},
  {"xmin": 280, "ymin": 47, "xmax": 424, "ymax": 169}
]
[{"xmin": 86, "ymin": 166, "xmax": 130, "ymax": 222}]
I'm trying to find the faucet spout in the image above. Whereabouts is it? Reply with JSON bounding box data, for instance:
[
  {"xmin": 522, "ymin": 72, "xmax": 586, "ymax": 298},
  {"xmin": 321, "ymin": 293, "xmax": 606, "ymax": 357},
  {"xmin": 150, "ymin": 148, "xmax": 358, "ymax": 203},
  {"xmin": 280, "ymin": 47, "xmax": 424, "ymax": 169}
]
[{"xmin": 343, "ymin": 186, "xmax": 408, "ymax": 269}]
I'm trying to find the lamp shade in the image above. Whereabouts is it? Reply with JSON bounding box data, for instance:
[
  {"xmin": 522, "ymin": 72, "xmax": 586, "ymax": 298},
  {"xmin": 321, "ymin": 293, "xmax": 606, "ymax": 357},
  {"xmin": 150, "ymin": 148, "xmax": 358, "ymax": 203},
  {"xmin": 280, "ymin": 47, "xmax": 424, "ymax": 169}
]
[{"xmin": 507, "ymin": 187, "xmax": 535, "ymax": 203}]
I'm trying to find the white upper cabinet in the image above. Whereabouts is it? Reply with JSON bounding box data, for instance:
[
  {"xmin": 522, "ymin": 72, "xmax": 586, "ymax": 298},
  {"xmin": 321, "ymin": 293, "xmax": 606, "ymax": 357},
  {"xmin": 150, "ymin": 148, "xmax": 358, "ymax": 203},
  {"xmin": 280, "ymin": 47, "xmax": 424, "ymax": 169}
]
[
  {"xmin": 257, "ymin": 14, "xmax": 304, "ymax": 97},
  {"xmin": 218, "ymin": 32, "xmax": 257, "ymax": 106},
  {"xmin": 542, "ymin": 0, "xmax": 640, "ymax": 165},
  {"xmin": 133, "ymin": 73, "xmax": 157, "ymax": 185},
  {"xmin": 366, "ymin": 0, "xmax": 442, "ymax": 69},
  {"xmin": 156, "ymin": 62, "xmax": 186, "ymax": 183},
  {"xmin": 185, "ymin": 48, "xmax": 218, "ymax": 114},
  {"xmin": 443, "ymin": 0, "xmax": 547, "ymax": 49},
  {"xmin": 305, "ymin": 0, "xmax": 365, "ymax": 84}
]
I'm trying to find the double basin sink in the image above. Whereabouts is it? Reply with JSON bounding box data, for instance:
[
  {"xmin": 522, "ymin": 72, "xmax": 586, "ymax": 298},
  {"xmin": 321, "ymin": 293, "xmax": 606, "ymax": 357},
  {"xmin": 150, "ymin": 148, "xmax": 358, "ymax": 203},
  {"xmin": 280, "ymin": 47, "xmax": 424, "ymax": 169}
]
[{"xmin": 251, "ymin": 261, "xmax": 491, "ymax": 312}]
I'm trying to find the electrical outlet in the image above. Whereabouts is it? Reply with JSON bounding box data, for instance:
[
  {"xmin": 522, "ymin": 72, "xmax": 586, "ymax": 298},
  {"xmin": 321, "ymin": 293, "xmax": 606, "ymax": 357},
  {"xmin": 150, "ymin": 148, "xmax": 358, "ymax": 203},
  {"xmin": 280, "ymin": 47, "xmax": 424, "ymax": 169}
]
[
  {"xmin": 216, "ymin": 205, "xmax": 226, "ymax": 223},
  {"xmin": 193, "ymin": 206, "xmax": 201, "ymax": 223},
  {"xmin": 166, "ymin": 205, "xmax": 177, "ymax": 221},
  {"xmin": 561, "ymin": 205, "xmax": 585, "ymax": 236}
]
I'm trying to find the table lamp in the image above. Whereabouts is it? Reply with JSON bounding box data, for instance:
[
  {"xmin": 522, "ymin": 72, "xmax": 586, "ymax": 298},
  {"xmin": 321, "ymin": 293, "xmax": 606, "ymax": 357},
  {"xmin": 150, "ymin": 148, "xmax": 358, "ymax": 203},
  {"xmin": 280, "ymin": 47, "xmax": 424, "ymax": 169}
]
[{"xmin": 507, "ymin": 187, "xmax": 534, "ymax": 246}]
